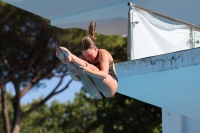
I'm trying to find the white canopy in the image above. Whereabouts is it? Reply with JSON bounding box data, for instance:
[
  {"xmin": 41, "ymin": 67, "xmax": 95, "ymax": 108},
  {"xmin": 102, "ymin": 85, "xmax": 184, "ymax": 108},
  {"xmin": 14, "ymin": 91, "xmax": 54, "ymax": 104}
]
[{"xmin": 3, "ymin": 0, "xmax": 200, "ymax": 35}]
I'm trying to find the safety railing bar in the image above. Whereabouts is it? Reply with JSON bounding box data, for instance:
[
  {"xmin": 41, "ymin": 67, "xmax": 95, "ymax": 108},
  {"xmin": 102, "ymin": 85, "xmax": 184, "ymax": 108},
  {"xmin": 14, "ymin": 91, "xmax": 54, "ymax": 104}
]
[{"xmin": 128, "ymin": 2, "xmax": 200, "ymax": 31}]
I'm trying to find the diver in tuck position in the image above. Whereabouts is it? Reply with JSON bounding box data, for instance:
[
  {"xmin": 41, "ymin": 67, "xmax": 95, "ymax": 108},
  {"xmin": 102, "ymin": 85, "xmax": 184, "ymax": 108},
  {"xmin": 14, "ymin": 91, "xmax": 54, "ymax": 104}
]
[{"xmin": 56, "ymin": 21, "xmax": 118, "ymax": 99}]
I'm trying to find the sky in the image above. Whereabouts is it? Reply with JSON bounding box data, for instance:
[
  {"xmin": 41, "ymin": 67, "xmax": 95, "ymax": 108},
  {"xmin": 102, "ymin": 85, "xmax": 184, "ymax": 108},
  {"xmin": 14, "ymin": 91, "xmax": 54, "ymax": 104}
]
[{"xmin": 6, "ymin": 76, "xmax": 83, "ymax": 105}]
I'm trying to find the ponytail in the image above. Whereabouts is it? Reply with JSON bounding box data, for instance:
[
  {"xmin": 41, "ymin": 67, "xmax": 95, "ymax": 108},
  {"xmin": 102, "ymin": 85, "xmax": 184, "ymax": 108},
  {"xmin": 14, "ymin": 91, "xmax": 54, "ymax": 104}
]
[
  {"xmin": 88, "ymin": 20, "xmax": 96, "ymax": 41},
  {"xmin": 81, "ymin": 20, "xmax": 97, "ymax": 51}
]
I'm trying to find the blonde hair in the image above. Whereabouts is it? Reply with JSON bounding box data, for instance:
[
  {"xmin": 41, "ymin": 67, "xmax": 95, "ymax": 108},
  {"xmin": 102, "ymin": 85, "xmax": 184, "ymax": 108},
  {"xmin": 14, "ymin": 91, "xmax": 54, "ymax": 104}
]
[{"xmin": 81, "ymin": 21, "xmax": 96, "ymax": 51}]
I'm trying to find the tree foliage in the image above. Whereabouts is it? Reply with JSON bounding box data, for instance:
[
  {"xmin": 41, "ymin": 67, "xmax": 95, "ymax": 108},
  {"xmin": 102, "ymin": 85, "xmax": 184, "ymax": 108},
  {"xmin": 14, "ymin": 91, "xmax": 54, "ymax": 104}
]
[
  {"xmin": 0, "ymin": 1, "xmax": 84, "ymax": 132},
  {"xmin": 0, "ymin": 92, "xmax": 161, "ymax": 133}
]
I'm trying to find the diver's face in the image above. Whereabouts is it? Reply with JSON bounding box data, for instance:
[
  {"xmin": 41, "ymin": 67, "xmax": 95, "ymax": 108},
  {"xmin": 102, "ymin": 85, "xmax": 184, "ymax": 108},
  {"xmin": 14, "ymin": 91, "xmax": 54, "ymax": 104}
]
[{"xmin": 82, "ymin": 48, "xmax": 98, "ymax": 62}]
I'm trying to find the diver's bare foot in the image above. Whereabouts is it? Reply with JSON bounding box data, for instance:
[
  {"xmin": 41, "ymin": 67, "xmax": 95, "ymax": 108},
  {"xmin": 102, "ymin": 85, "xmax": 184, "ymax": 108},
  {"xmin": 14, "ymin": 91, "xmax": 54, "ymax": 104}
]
[
  {"xmin": 56, "ymin": 47, "xmax": 74, "ymax": 64},
  {"xmin": 63, "ymin": 51, "xmax": 73, "ymax": 63}
]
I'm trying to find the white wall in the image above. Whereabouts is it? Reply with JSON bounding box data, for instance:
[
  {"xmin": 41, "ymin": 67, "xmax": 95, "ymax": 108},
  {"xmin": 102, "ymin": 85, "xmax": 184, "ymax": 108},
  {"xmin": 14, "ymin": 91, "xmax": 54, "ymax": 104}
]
[{"xmin": 162, "ymin": 109, "xmax": 200, "ymax": 133}]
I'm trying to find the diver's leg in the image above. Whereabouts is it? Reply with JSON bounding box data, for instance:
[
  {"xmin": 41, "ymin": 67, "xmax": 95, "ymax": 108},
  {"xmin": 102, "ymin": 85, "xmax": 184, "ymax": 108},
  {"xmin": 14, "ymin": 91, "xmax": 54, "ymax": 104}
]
[
  {"xmin": 89, "ymin": 74, "xmax": 118, "ymax": 98},
  {"xmin": 56, "ymin": 47, "xmax": 98, "ymax": 71},
  {"xmin": 68, "ymin": 61, "xmax": 118, "ymax": 98},
  {"xmin": 66, "ymin": 63, "xmax": 103, "ymax": 99}
]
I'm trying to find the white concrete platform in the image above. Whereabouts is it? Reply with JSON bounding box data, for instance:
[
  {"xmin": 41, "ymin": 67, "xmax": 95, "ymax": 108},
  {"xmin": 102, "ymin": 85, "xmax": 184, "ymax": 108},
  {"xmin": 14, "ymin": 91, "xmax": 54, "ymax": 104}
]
[{"xmin": 115, "ymin": 47, "xmax": 200, "ymax": 122}]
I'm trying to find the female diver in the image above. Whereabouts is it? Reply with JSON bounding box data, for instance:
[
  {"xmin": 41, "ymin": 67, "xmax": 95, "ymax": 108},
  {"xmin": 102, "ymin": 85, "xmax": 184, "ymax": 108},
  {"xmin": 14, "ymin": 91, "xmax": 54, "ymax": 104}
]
[{"xmin": 56, "ymin": 21, "xmax": 118, "ymax": 99}]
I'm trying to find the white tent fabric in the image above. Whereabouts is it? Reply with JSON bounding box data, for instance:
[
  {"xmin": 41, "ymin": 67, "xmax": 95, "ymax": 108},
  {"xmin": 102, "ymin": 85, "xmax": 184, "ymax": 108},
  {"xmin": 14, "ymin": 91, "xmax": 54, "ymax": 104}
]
[{"xmin": 131, "ymin": 8, "xmax": 198, "ymax": 59}]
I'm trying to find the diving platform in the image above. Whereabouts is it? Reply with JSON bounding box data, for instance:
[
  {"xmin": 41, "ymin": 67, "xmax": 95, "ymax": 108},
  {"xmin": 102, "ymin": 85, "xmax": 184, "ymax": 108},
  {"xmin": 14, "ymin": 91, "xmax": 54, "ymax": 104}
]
[{"xmin": 116, "ymin": 47, "xmax": 200, "ymax": 132}]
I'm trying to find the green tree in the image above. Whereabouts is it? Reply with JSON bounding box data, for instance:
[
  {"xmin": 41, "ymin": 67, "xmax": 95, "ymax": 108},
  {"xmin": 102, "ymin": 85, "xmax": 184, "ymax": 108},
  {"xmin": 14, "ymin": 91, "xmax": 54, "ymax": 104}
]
[
  {"xmin": 87, "ymin": 93, "xmax": 161, "ymax": 133},
  {"xmin": 0, "ymin": 1, "xmax": 82, "ymax": 133},
  {"xmin": 1, "ymin": 91, "xmax": 161, "ymax": 133}
]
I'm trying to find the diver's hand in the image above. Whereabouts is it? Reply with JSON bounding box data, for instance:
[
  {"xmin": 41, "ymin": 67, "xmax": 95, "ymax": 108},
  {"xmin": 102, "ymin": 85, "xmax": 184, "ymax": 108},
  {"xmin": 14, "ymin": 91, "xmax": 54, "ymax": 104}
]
[{"xmin": 78, "ymin": 62, "xmax": 91, "ymax": 74}]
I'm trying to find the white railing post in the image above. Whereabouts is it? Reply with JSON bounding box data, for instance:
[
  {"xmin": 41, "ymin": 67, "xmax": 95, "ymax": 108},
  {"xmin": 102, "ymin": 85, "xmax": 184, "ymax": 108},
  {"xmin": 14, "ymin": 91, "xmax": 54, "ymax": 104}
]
[{"xmin": 127, "ymin": 3, "xmax": 134, "ymax": 60}]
